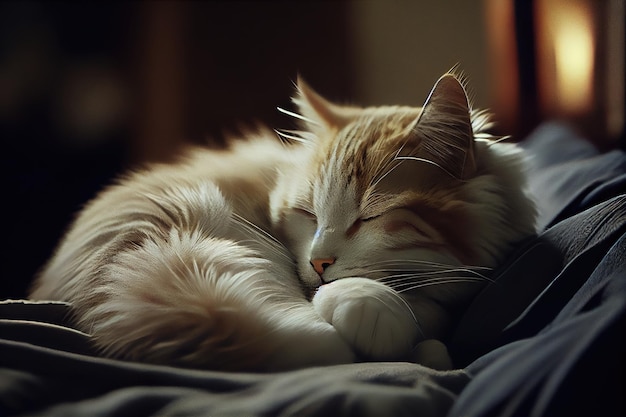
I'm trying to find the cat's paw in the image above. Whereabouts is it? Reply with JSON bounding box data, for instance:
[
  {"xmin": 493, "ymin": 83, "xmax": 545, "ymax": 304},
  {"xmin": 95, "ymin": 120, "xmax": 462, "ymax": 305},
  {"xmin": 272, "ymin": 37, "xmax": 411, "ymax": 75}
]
[{"xmin": 312, "ymin": 277, "xmax": 420, "ymax": 360}]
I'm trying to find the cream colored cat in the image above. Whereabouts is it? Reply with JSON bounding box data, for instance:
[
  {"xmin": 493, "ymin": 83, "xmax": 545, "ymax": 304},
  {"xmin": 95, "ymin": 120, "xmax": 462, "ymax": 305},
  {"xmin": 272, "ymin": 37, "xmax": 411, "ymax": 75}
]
[{"xmin": 30, "ymin": 72, "xmax": 536, "ymax": 371}]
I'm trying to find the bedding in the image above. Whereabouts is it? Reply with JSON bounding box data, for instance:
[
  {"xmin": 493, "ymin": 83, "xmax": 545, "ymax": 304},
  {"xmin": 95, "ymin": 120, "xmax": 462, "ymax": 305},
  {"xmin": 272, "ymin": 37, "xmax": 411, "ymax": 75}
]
[{"xmin": 1, "ymin": 122, "xmax": 624, "ymax": 417}]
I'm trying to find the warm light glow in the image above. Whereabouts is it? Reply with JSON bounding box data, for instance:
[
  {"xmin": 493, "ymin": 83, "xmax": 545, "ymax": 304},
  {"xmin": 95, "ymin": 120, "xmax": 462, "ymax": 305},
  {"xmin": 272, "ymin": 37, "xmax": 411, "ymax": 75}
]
[
  {"xmin": 536, "ymin": 0, "xmax": 596, "ymax": 116},
  {"xmin": 552, "ymin": 4, "xmax": 595, "ymax": 114}
]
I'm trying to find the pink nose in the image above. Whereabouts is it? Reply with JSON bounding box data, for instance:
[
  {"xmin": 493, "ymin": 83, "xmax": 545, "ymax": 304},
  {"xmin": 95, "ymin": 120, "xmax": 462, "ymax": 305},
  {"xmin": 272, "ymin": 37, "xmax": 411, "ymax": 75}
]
[{"xmin": 310, "ymin": 257, "xmax": 336, "ymax": 275}]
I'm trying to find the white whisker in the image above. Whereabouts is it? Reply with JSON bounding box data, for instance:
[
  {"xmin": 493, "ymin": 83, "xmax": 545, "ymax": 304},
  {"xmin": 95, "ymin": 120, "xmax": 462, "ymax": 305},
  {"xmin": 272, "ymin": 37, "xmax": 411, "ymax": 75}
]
[
  {"xmin": 365, "ymin": 258, "xmax": 492, "ymax": 271},
  {"xmin": 365, "ymin": 260, "xmax": 455, "ymax": 270},
  {"xmin": 230, "ymin": 213, "xmax": 293, "ymax": 264},
  {"xmin": 370, "ymin": 160, "xmax": 405, "ymax": 189},
  {"xmin": 380, "ymin": 268, "xmax": 491, "ymax": 280},
  {"xmin": 381, "ymin": 273, "xmax": 493, "ymax": 288},
  {"xmin": 277, "ymin": 106, "xmax": 321, "ymax": 126},
  {"xmin": 274, "ymin": 129, "xmax": 308, "ymax": 144},
  {"xmin": 484, "ymin": 135, "xmax": 512, "ymax": 146},
  {"xmin": 369, "ymin": 292, "xmax": 424, "ymax": 339},
  {"xmin": 367, "ymin": 141, "xmax": 409, "ymax": 191},
  {"xmin": 274, "ymin": 129, "xmax": 317, "ymax": 144},
  {"xmin": 392, "ymin": 277, "xmax": 488, "ymax": 293}
]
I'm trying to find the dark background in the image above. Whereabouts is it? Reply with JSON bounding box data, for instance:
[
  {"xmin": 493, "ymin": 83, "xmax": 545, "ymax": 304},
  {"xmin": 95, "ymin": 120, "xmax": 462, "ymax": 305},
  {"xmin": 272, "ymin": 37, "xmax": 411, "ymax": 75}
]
[
  {"xmin": 1, "ymin": 1, "xmax": 358, "ymax": 298},
  {"xmin": 1, "ymin": 1, "xmax": 623, "ymax": 298}
]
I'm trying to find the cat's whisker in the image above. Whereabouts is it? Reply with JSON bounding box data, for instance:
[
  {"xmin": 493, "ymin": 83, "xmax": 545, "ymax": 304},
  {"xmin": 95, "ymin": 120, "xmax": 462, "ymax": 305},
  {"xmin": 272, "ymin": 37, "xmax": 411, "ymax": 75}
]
[
  {"xmin": 230, "ymin": 213, "xmax": 294, "ymax": 264},
  {"xmin": 368, "ymin": 292, "xmax": 424, "ymax": 339},
  {"xmin": 377, "ymin": 268, "xmax": 493, "ymax": 280},
  {"xmin": 236, "ymin": 238, "xmax": 292, "ymax": 264},
  {"xmin": 381, "ymin": 273, "xmax": 493, "ymax": 288},
  {"xmin": 365, "ymin": 259, "xmax": 460, "ymax": 270},
  {"xmin": 364, "ymin": 268, "xmax": 447, "ymax": 276},
  {"xmin": 365, "ymin": 258, "xmax": 492, "ymax": 272},
  {"xmin": 274, "ymin": 129, "xmax": 308, "ymax": 144},
  {"xmin": 384, "ymin": 267, "xmax": 493, "ymax": 282},
  {"xmin": 393, "ymin": 280, "xmax": 487, "ymax": 293},
  {"xmin": 361, "ymin": 266, "xmax": 490, "ymax": 280},
  {"xmin": 383, "ymin": 275, "xmax": 488, "ymax": 284},
  {"xmin": 368, "ymin": 154, "xmax": 399, "ymax": 188},
  {"xmin": 390, "ymin": 277, "xmax": 488, "ymax": 293},
  {"xmin": 364, "ymin": 267, "xmax": 469, "ymax": 277},
  {"xmin": 367, "ymin": 141, "xmax": 412, "ymax": 192},
  {"xmin": 231, "ymin": 213, "xmax": 283, "ymax": 246},
  {"xmin": 274, "ymin": 129, "xmax": 316, "ymax": 144},
  {"xmin": 276, "ymin": 106, "xmax": 321, "ymax": 126},
  {"xmin": 369, "ymin": 160, "xmax": 405, "ymax": 190},
  {"xmin": 483, "ymin": 135, "xmax": 512, "ymax": 146},
  {"xmin": 382, "ymin": 269, "xmax": 491, "ymax": 281},
  {"xmin": 451, "ymin": 268, "xmax": 492, "ymax": 281}
]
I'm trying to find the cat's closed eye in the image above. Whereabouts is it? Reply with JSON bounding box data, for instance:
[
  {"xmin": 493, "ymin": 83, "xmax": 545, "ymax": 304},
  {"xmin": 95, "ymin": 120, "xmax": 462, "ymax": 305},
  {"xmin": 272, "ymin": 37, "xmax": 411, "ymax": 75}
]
[
  {"xmin": 345, "ymin": 214, "xmax": 379, "ymax": 238},
  {"xmin": 361, "ymin": 214, "xmax": 381, "ymax": 222},
  {"xmin": 292, "ymin": 207, "xmax": 317, "ymax": 221},
  {"xmin": 361, "ymin": 208, "xmax": 437, "ymax": 241},
  {"xmin": 382, "ymin": 209, "xmax": 438, "ymax": 241},
  {"xmin": 346, "ymin": 218, "xmax": 363, "ymax": 238}
]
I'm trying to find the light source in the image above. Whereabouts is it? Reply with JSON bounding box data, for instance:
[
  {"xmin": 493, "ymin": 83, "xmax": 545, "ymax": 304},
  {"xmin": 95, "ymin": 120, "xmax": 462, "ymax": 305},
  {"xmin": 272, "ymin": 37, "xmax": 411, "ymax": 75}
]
[
  {"xmin": 486, "ymin": 0, "xmax": 624, "ymax": 148},
  {"xmin": 536, "ymin": 0, "xmax": 595, "ymax": 117}
]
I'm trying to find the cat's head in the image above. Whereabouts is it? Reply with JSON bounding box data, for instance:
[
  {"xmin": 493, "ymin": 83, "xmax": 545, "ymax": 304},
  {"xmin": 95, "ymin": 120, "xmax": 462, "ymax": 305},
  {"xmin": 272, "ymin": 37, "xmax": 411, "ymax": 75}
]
[{"xmin": 271, "ymin": 73, "xmax": 536, "ymax": 292}]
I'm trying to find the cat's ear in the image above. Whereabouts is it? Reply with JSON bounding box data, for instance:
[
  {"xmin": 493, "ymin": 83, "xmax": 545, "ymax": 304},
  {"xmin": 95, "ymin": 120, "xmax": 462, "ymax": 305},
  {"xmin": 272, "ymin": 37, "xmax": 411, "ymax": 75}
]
[
  {"xmin": 412, "ymin": 73, "xmax": 476, "ymax": 179},
  {"xmin": 292, "ymin": 77, "xmax": 358, "ymax": 133}
]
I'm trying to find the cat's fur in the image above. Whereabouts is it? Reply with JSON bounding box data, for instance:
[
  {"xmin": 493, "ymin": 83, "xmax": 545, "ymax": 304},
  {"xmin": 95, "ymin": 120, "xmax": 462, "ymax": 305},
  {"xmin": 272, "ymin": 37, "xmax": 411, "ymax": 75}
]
[{"xmin": 30, "ymin": 72, "xmax": 536, "ymax": 371}]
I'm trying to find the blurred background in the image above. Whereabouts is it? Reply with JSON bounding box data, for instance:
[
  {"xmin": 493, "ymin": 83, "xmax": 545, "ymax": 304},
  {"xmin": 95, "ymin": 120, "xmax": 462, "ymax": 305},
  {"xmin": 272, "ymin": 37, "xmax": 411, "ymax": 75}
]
[{"xmin": 1, "ymin": 0, "xmax": 624, "ymax": 298}]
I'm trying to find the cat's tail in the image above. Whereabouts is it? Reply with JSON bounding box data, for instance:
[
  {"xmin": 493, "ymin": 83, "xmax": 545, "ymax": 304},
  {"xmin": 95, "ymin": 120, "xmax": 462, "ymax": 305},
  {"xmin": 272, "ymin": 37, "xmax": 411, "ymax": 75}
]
[{"xmin": 68, "ymin": 230, "xmax": 354, "ymax": 371}]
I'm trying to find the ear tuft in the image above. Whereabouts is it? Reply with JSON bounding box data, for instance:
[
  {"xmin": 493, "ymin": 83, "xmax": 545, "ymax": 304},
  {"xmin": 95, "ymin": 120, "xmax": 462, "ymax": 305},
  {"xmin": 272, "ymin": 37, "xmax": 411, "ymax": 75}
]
[
  {"xmin": 291, "ymin": 77, "xmax": 357, "ymax": 133},
  {"xmin": 413, "ymin": 73, "xmax": 476, "ymax": 179}
]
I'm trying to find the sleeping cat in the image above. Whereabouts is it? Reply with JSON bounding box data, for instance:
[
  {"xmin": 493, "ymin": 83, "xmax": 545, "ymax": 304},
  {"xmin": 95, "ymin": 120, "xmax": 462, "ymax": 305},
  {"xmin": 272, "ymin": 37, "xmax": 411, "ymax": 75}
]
[{"xmin": 30, "ymin": 72, "xmax": 536, "ymax": 371}]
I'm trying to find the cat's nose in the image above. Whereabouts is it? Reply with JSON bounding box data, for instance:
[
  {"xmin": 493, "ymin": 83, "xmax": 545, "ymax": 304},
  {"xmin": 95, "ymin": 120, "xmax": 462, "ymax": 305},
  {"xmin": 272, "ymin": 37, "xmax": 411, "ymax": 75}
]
[{"xmin": 310, "ymin": 257, "xmax": 336, "ymax": 276}]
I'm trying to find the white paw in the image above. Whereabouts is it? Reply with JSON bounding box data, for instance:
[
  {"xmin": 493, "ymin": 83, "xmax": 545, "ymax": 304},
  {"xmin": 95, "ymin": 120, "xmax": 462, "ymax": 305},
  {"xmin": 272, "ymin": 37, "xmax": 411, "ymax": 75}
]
[{"xmin": 312, "ymin": 277, "xmax": 420, "ymax": 360}]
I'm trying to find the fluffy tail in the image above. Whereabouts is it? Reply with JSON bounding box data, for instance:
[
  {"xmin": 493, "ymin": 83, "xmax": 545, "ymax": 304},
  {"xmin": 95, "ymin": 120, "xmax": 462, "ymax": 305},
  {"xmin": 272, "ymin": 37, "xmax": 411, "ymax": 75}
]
[{"xmin": 69, "ymin": 231, "xmax": 353, "ymax": 371}]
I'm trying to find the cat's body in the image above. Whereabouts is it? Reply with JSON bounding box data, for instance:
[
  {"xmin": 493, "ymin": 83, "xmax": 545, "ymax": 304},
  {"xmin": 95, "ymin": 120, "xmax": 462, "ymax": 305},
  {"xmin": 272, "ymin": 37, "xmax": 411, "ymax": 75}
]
[{"xmin": 31, "ymin": 73, "xmax": 536, "ymax": 371}]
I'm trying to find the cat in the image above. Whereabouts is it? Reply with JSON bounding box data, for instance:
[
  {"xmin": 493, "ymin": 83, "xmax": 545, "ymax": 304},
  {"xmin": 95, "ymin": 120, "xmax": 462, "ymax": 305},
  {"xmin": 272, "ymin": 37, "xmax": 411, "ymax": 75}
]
[{"xmin": 30, "ymin": 71, "xmax": 537, "ymax": 372}]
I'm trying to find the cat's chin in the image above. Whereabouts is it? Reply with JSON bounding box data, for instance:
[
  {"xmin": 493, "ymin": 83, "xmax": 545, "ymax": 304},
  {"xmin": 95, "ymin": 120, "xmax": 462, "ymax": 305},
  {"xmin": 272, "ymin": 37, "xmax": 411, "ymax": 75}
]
[{"xmin": 297, "ymin": 265, "xmax": 324, "ymax": 292}]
